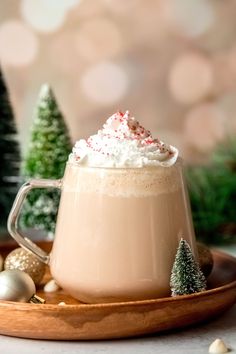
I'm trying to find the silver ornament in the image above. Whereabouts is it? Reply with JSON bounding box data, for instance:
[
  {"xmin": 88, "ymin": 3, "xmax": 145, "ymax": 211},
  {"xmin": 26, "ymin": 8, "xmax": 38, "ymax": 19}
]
[
  {"xmin": 4, "ymin": 247, "xmax": 46, "ymax": 285},
  {"xmin": 0, "ymin": 269, "xmax": 45, "ymax": 303}
]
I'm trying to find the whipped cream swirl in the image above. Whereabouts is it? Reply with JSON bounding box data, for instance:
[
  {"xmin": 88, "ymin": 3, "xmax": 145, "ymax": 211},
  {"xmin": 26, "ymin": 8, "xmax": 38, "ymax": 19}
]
[{"xmin": 69, "ymin": 111, "xmax": 178, "ymax": 167}]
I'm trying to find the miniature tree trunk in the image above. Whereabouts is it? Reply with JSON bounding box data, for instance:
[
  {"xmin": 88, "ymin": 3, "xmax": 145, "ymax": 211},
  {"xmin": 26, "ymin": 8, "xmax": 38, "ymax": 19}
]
[
  {"xmin": 0, "ymin": 67, "xmax": 20, "ymax": 233},
  {"xmin": 170, "ymin": 238, "xmax": 206, "ymax": 296},
  {"xmin": 20, "ymin": 84, "xmax": 72, "ymax": 237}
]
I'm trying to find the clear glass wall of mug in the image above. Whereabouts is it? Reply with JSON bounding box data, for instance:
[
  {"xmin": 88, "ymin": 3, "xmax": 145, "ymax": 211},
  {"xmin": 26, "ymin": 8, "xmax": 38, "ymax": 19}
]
[{"xmin": 8, "ymin": 158, "xmax": 197, "ymax": 303}]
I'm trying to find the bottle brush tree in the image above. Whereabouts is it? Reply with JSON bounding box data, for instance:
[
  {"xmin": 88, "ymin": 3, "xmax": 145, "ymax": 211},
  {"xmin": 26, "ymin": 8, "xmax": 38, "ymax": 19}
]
[
  {"xmin": 170, "ymin": 238, "xmax": 206, "ymax": 296},
  {"xmin": 0, "ymin": 67, "xmax": 20, "ymax": 234},
  {"xmin": 20, "ymin": 84, "xmax": 72, "ymax": 237}
]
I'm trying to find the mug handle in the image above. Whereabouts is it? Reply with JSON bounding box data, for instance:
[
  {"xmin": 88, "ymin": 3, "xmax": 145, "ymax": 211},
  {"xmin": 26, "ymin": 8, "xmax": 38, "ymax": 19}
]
[{"xmin": 7, "ymin": 179, "xmax": 62, "ymax": 265}]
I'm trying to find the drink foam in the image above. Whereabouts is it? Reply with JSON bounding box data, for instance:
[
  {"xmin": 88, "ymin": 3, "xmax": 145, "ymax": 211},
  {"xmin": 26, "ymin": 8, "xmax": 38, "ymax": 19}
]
[
  {"xmin": 69, "ymin": 111, "xmax": 178, "ymax": 168},
  {"xmin": 63, "ymin": 162, "xmax": 182, "ymax": 197}
]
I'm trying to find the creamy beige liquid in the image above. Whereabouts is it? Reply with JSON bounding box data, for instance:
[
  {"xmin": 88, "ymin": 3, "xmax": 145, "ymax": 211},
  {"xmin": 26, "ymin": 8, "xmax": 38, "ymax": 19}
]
[{"xmin": 50, "ymin": 161, "xmax": 197, "ymax": 303}]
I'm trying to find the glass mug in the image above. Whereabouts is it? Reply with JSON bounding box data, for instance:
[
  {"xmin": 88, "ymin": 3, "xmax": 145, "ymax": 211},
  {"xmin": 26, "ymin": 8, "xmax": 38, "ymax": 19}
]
[{"xmin": 8, "ymin": 159, "xmax": 197, "ymax": 303}]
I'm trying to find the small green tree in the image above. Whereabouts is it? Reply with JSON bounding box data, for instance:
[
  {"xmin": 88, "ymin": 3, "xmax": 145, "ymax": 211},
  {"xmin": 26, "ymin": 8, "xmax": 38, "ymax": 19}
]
[
  {"xmin": 0, "ymin": 67, "xmax": 20, "ymax": 233},
  {"xmin": 20, "ymin": 84, "xmax": 72, "ymax": 237},
  {"xmin": 170, "ymin": 238, "xmax": 206, "ymax": 296}
]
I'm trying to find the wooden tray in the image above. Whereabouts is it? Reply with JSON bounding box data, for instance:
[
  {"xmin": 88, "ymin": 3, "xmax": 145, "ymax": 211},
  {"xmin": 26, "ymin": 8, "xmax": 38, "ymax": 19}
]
[{"xmin": 0, "ymin": 242, "xmax": 235, "ymax": 340}]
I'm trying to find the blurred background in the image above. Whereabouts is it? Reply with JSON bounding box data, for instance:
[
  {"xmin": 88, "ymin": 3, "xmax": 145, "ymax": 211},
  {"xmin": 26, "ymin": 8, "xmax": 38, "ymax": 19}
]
[
  {"xmin": 1, "ymin": 0, "xmax": 236, "ymax": 162},
  {"xmin": 0, "ymin": 0, "xmax": 236, "ymax": 246}
]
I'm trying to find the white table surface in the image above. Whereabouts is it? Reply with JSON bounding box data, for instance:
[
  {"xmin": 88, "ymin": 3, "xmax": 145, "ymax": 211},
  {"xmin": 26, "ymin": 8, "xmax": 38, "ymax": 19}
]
[{"xmin": 0, "ymin": 245, "xmax": 235, "ymax": 354}]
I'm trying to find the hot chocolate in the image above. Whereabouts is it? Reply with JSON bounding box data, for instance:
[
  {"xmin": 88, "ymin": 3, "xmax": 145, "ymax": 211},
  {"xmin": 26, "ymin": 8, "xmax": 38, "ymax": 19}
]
[{"xmin": 49, "ymin": 111, "xmax": 196, "ymax": 303}]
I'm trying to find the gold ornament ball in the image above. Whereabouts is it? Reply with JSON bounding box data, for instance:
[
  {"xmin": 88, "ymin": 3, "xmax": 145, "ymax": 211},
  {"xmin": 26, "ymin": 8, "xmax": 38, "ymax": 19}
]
[
  {"xmin": 0, "ymin": 253, "xmax": 3, "ymax": 271},
  {"xmin": 4, "ymin": 247, "xmax": 46, "ymax": 285},
  {"xmin": 197, "ymin": 242, "xmax": 214, "ymax": 277}
]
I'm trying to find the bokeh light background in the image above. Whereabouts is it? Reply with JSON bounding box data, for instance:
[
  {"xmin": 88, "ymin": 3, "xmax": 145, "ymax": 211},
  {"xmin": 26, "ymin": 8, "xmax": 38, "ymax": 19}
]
[{"xmin": 1, "ymin": 0, "xmax": 236, "ymax": 163}]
